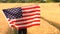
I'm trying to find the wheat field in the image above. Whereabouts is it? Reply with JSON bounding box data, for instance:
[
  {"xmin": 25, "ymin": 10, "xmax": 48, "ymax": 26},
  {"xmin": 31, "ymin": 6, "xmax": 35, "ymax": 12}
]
[{"xmin": 0, "ymin": 3, "xmax": 60, "ymax": 34}]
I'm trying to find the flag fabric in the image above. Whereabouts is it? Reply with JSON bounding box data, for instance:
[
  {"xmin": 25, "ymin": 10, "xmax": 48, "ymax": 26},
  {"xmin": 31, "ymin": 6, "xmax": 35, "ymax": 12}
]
[{"xmin": 3, "ymin": 5, "xmax": 40, "ymax": 29}]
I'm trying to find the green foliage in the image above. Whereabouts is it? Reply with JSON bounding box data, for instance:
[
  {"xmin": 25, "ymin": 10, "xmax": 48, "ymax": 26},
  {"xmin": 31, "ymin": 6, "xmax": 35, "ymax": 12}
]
[
  {"xmin": 0, "ymin": 0, "xmax": 41, "ymax": 3},
  {"xmin": 0, "ymin": 0, "xmax": 60, "ymax": 3},
  {"xmin": 47, "ymin": 0, "xmax": 53, "ymax": 2},
  {"xmin": 47, "ymin": 0, "xmax": 60, "ymax": 2},
  {"xmin": 28, "ymin": 0, "xmax": 40, "ymax": 2},
  {"xmin": 53, "ymin": 0, "xmax": 60, "ymax": 2},
  {"xmin": 0, "ymin": 0, "xmax": 8, "ymax": 3},
  {"xmin": 7, "ymin": 0, "xmax": 17, "ymax": 3}
]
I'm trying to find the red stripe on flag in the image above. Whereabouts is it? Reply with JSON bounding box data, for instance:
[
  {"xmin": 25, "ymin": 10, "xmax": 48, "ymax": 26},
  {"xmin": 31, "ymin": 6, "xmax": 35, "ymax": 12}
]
[
  {"xmin": 22, "ymin": 10, "xmax": 40, "ymax": 14},
  {"xmin": 9, "ymin": 17, "xmax": 40, "ymax": 24},
  {"xmin": 18, "ymin": 24, "xmax": 40, "ymax": 30},
  {"xmin": 23, "ymin": 13, "xmax": 40, "ymax": 17},
  {"xmin": 15, "ymin": 20, "xmax": 40, "ymax": 26},
  {"xmin": 22, "ymin": 6, "xmax": 40, "ymax": 10}
]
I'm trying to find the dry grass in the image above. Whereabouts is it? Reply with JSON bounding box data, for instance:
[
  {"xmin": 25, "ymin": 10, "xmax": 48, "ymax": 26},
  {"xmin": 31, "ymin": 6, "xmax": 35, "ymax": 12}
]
[{"xmin": 0, "ymin": 3, "xmax": 60, "ymax": 34}]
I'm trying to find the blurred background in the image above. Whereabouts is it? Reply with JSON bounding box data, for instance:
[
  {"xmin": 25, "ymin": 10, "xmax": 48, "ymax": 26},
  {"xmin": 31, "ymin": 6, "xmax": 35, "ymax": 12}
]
[
  {"xmin": 0, "ymin": 0, "xmax": 60, "ymax": 34},
  {"xmin": 0, "ymin": 0, "xmax": 60, "ymax": 3},
  {"xmin": 0, "ymin": 3, "xmax": 60, "ymax": 34}
]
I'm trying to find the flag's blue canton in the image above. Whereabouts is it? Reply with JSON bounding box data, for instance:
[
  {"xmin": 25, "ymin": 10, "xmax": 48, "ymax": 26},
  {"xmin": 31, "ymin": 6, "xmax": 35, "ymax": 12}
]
[{"xmin": 3, "ymin": 8, "xmax": 22, "ymax": 19}]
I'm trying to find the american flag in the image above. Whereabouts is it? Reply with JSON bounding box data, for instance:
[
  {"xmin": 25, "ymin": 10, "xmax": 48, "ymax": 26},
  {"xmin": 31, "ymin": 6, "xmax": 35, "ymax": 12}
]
[{"xmin": 3, "ymin": 5, "xmax": 40, "ymax": 29}]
